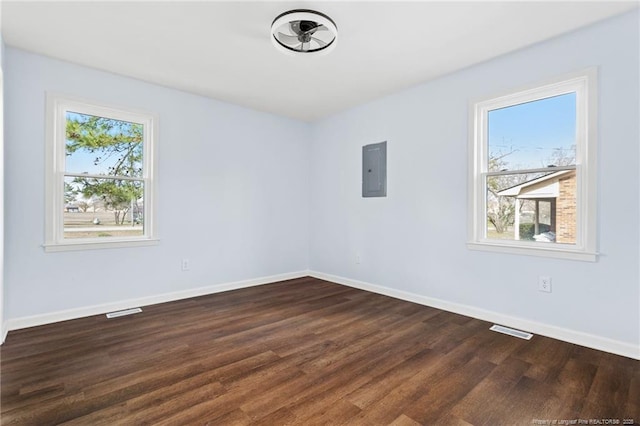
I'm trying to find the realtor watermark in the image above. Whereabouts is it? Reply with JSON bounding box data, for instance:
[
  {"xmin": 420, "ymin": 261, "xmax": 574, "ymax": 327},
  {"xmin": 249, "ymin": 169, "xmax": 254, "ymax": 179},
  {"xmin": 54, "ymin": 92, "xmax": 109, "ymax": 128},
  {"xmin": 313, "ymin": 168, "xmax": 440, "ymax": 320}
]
[{"xmin": 532, "ymin": 419, "xmax": 634, "ymax": 425}]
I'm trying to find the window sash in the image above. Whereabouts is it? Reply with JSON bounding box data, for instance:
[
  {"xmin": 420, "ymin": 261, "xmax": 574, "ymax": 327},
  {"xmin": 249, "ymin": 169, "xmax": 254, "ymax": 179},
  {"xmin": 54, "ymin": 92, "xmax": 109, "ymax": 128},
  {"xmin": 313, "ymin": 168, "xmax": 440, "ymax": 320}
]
[
  {"xmin": 484, "ymin": 165, "xmax": 576, "ymax": 177},
  {"xmin": 481, "ymin": 166, "xmax": 579, "ymax": 243},
  {"xmin": 63, "ymin": 172, "xmax": 145, "ymax": 182}
]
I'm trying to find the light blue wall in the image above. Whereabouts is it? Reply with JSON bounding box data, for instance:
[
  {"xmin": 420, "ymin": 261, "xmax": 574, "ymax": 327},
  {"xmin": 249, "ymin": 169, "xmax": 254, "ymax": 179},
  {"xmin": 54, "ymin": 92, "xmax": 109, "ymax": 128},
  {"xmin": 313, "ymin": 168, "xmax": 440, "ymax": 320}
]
[
  {"xmin": 309, "ymin": 10, "xmax": 639, "ymax": 347},
  {"xmin": 4, "ymin": 48, "xmax": 310, "ymax": 319}
]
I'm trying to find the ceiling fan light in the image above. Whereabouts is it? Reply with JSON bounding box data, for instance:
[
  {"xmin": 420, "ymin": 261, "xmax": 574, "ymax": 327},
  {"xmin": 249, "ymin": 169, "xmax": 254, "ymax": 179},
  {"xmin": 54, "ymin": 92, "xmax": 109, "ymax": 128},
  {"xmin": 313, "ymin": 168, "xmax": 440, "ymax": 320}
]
[{"xmin": 271, "ymin": 9, "xmax": 338, "ymax": 55}]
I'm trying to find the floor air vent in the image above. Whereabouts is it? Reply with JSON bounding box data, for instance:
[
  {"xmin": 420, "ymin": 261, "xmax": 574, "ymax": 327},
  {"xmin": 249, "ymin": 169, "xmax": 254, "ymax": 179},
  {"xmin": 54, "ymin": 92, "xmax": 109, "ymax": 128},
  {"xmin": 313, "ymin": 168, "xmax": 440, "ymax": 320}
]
[
  {"xmin": 490, "ymin": 324, "xmax": 533, "ymax": 340},
  {"xmin": 106, "ymin": 308, "xmax": 142, "ymax": 319}
]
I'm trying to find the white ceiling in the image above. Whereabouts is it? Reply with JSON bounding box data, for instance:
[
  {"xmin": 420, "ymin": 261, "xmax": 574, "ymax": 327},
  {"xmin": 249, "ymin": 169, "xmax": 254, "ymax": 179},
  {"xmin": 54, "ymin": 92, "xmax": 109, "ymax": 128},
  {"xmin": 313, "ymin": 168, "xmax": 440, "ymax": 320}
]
[{"xmin": 2, "ymin": 1, "xmax": 637, "ymax": 122}]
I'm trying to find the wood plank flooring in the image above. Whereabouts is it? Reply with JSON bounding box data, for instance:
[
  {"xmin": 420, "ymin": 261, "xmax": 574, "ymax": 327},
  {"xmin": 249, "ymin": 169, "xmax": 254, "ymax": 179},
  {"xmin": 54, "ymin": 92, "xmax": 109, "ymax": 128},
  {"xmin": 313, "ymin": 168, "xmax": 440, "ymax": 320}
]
[{"xmin": 1, "ymin": 277, "xmax": 638, "ymax": 425}]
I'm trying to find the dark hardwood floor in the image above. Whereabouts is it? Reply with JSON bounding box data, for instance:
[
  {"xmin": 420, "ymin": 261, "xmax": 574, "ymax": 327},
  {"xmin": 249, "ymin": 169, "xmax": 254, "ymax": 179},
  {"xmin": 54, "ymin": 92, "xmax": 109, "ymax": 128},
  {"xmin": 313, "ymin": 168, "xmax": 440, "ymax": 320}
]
[{"xmin": 1, "ymin": 277, "xmax": 638, "ymax": 425}]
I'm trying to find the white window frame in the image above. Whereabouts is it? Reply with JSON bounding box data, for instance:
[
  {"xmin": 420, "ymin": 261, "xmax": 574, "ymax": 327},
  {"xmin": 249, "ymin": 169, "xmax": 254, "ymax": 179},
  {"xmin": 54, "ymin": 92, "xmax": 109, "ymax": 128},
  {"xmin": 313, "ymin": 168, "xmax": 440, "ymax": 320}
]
[
  {"xmin": 45, "ymin": 93, "xmax": 159, "ymax": 252},
  {"xmin": 467, "ymin": 69, "xmax": 597, "ymax": 262}
]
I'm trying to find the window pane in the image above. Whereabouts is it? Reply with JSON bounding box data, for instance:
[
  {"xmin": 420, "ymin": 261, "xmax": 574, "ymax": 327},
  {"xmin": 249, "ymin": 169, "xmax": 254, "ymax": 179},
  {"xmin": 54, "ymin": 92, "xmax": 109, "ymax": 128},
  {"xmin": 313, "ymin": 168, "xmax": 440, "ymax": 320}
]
[
  {"xmin": 65, "ymin": 111, "xmax": 143, "ymax": 177},
  {"xmin": 486, "ymin": 171, "xmax": 576, "ymax": 244},
  {"xmin": 488, "ymin": 93, "xmax": 576, "ymax": 172},
  {"xmin": 63, "ymin": 176, "xmax": 144, "ymax": 239}
]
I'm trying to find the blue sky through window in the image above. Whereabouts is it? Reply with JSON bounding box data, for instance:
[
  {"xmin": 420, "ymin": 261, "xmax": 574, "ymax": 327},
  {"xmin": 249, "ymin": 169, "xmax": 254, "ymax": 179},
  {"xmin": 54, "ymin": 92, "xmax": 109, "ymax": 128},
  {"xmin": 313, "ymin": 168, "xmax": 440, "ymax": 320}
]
[{"xmin": 488, "ymin": 93, "xmax": 576, "ymax": 171}]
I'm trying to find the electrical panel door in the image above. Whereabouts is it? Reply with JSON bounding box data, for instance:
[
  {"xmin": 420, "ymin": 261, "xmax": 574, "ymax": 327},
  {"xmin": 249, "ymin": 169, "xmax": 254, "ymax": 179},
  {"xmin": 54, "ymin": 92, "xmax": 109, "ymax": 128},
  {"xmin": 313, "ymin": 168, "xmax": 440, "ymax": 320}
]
[{"xmin": 362, "ymin": 141, "xmax": 387, "ymax": 197}]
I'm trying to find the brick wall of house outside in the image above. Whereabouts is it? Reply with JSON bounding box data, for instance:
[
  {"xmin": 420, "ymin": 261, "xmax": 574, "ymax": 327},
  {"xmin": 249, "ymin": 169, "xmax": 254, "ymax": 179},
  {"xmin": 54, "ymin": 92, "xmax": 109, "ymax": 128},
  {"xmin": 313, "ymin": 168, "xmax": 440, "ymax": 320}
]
[{"xmin": 556, "ymin": 172, "xmax": 576, "ymax": 244}]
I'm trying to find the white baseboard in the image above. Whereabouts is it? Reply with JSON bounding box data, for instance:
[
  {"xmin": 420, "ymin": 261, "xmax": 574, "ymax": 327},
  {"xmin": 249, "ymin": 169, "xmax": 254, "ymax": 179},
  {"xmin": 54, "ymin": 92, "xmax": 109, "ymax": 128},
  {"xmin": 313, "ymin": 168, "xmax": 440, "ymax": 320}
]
[
  {"xmin": 6, "ymin": 271, "xmax": 310, "ymax": 333},
  {"xmin": 1, "ymin": 322, "xmax": 7, "ymax": 345},
  {"xmin": 309, "ymin": 270, "xmax": 640, "ymax": 360}
]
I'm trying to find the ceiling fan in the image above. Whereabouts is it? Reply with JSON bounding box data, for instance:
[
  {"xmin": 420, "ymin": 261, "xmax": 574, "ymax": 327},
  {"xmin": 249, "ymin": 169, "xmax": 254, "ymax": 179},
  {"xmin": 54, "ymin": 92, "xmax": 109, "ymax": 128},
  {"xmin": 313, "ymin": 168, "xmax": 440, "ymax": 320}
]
[{"xmin": 271, "ymin": 9, "xmax": 338, "ymax": 55}]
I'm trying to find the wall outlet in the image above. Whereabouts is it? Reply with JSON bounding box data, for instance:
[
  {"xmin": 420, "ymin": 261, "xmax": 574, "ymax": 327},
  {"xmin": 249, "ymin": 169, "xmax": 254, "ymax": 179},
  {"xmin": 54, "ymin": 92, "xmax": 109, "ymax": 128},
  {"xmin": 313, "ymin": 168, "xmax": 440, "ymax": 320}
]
[
  {"xmin": 181, "ymin": 259, "xmax": 190, "ymax": 271},
  {"xmin": 538, "ymin": 276, "xmax": 552, "ymax": 293}
]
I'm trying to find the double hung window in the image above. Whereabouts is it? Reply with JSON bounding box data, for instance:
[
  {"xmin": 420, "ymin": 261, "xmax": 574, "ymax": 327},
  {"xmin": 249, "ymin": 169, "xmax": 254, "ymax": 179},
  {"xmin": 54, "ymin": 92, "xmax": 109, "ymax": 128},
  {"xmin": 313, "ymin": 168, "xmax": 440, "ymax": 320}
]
[
  {"xmin": 468, "ymin": 70, "xmax": 597, "ymax": 261},
  {"xmin": 45, "ymin": 94, "xmax": 157, "ymax": 251}
]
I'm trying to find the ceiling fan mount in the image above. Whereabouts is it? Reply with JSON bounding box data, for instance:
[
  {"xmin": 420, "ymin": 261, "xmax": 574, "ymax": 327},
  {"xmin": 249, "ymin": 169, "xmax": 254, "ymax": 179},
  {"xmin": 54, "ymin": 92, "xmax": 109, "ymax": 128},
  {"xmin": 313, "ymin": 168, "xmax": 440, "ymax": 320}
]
[{"xmin": 271, "ymin": 9, "xmax": 338, "ymax": 55}]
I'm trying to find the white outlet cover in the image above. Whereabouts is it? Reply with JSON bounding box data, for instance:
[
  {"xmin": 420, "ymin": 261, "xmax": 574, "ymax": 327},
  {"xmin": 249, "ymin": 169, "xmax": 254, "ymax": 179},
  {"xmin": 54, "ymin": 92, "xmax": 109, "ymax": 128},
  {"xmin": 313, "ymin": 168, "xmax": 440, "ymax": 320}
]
[{"xmin": 539, "ymin": 276, "xmax": 552, "ymax": 292}]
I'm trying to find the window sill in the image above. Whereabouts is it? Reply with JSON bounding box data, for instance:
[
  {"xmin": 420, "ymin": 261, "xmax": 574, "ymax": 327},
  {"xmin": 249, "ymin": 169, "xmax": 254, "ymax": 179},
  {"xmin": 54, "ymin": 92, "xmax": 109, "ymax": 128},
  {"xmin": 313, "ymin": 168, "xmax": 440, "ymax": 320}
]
[
  {"xmin": 467, "ymin": 241, "xmax": 597, "ymax": 262},
  {"xmin": 43, "ymin": 238, "xmax": 160, "ymax": 252}
]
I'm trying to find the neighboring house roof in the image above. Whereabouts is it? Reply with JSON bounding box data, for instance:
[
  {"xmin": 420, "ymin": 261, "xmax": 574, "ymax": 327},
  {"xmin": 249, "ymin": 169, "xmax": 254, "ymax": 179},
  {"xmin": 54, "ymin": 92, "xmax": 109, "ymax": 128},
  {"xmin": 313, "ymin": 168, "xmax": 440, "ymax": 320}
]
[{"xmin": 497, "ymin": 170, "xmax": 575, "ymax": 198}]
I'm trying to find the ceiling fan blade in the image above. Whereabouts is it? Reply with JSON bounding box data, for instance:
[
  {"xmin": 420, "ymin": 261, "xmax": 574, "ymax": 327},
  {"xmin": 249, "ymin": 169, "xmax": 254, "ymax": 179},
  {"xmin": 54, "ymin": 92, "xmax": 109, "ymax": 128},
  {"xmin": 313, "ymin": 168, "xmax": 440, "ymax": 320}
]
[
  {"xmin": 289, "ymin": 21, "xmax": 303, "ymax": 35},
  {"xmin": 314, "ymin": 25, "xmax": 328, "ymax": 32},
  {"xmin": 311, "ymin": 37, "xmax": 327, "ymax": 48},
  {"xmin": 277, "ymin": 32, "xmax": 300, "ymax": 46}
]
